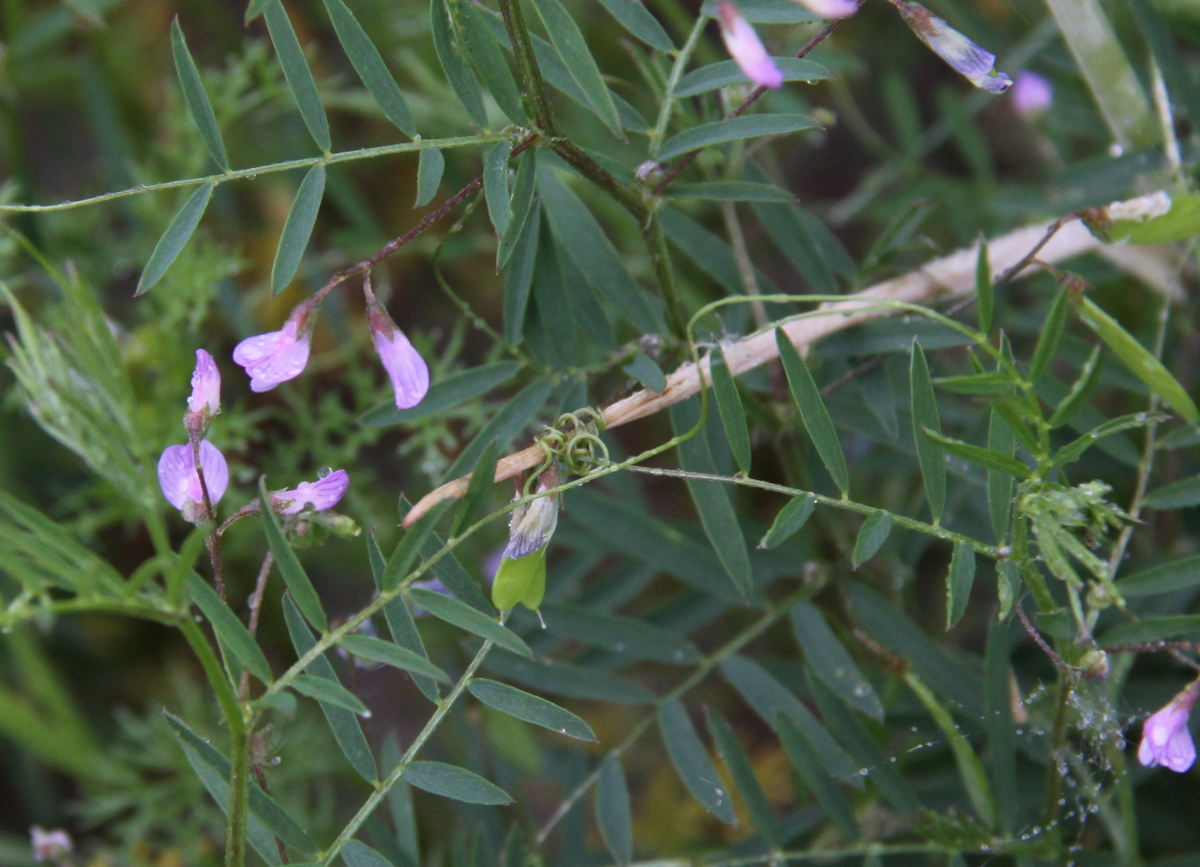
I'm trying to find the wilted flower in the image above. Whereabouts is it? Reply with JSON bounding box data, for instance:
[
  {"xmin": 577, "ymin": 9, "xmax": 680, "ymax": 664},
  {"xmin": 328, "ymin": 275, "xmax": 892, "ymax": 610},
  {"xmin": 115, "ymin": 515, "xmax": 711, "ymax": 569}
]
[
  {"xmin": 1139, "ymin": 680, "xmax": 1200, "ymax": 773},
  {"xmin": 717, "ymin": 0, "xmax": 784, "ymax": 90},
  {"xmin": 271, "ymin": 468, "xmax": 350, "ymax": 515},
  {"xmin": 889, "ymin": 0, "xmax": 1012, "ymax": 93},
  {"xmin": 232, "ymin": 299, "xmax": 316, "ymax": 393},
  {"xmin": 158, "ymin": 441, "xmax": 229, "ymax": 523},
  {"xmin": 792, "ymin": 0, "xmax": 858, "ymax": 19},
  {"xmin": 30, "ymin": 827, "xmax": 72, "ymax": 863},
  {"xmin": 1011, "ymin": 71, "xmax": 1052, "ymax": 118},
  {"xmin": 364, "ymin": 279, "xmax": 429, "ymax": 410},
  {"xmin": 184, "ymin": 348, "xmax": 221, "ymax": 442},
  {"xmin": 493, "ymin": 466, "xmax": 560, "ymax": 613}
]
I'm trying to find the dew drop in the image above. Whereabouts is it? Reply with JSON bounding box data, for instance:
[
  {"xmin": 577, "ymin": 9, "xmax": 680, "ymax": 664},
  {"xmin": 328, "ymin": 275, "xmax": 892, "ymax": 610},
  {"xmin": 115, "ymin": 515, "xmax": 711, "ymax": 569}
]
[{"xmin": 318, "ymin": 466, "xmax": 333, "ymax": 479}]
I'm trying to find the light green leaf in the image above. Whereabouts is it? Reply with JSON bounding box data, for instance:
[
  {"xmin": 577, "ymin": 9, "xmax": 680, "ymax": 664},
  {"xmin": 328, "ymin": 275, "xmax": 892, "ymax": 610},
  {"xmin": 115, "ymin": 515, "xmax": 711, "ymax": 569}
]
[
  {"xmin": 852, "ymin": 511, "xmax": 892, "ymax": 569},
  {"xmin": 921, "ymin": 427, "xmax": 1032, "ymax": 479},
  {"xmin": 776, "ymin": 329, "xmax": 849, "ymax": 495},
  {"xmin": 498, "ymin": 150, "xmax": 537, "ymax": 269},
  {"xmin": 456, "ymin": 0, "xmax": 526, "ymax": 123},
  {"xmin": 932, "ymin": 371, "xmax": 1014, "ymax": 395},
  {"xmin": 987, "ymin": 408, "xmax": 1014, "ymax": 544},
  {"xmin": 404, "ymin": 761, "xmax": 513, "ymax": 804},
  {"xmin": 409, "ymin": 588, "xmax": 533, "ymax": 657},
  {"xmin": 658, "ymin": 114, "xmax": 819, "ymax": 161},
  {"xmin": 1145, "ymin": 475, "xmax": 1200, "ymax": 509},
  {"xmin": 670, "ymin": 181, "xmax": 796, "ymax": 202},
  {"xmin": 271, "ymin": 163, "xmax": 326, "ymax": 295},
  {"xmin": 1098, "ymin": 615, "xmax": 1200, "ymax": 647},
  {"xmin": 136, "ymin": 182, "xmax": 214, "ymax": 296},
  {"xmin": 984, "ymin": 621, "xmax": 1018, "ymax": 833},
  {"xmin": 1051, "ymin": 412, "xmax": 1168, "ymax": 466},
  {"xmin": 674, "ymin": 58, "xmax": 830, "ymax": 97},
  {"xmin": 170, "ymin": 20, "xmax": 229, "ymax": 170},
  {"xmin": 1117, "ymin": 554, "xmax": 1200, "ymax": 597},
  {"xmin": 415, "ymin": 146, "xmax": 445, "ymax": 207},
  {"xmin": 264, "ymin": 0, "xmax": 331, "ymax": 151},
  {"xmin": 260, "ymin": 476, "xmax": 327, "ymax": 631},
  {"xmin": 1029, "ymin": 287, "xmax": 1069, "ymax": 384},
  {"xmin": 187, "ymin": 572, "xmax": 273, "ymax": 684},
  {"xmin": 595, "ymin": 755, "xmax": 634, "ymax": 866},
  {"xmin": 658, "ymin": 698, "xmax": 736, "ymax": 825},
  {"xmin": 484, "ymin": 140, "xmax": 512, "ymax": 236},
  {"xmin": 360, "ymin": 361, "xmax": 520, "ymax": 427},
  {"xmin": 324, "ymin": 0, "xmax": 416, "ymax": 136},
  {"xmin": 975, "ymin": 240, "xmax": 992, "ymax": 333},
  {"xmin": 431, "ymin": 0, "xmax": 487, "ymax": 126},
  {"xmin": 623, "ymin": 352, "xmax": 666, "ymax": 393},
  {"xmin": 468, "ymin": 678, "xmax": 596, "ymax": 740},
  {"xmin": 945, "ymin": 542, "xmax": 976, "ymax": 630},
  {"xmin": 453, "ymin": 439, "xmax": 498, "ymax": 538},
  {"xmin": 910, "ymin": 340, "xmax": 945, "ymax": 523},
  {"xmin": 758, "ymin": 493, "xmax": 815, "ymax": 549},
  {"xmin": 339, "ymin": 634, "xmax": 451, "ymax": 682},
  {"xmin": 343, "ymin": 840, "xmax": 393, "ymax": 867},
  {"xmin": 504, "ymin": 202, "xmax": 541, "ymax": 345}
]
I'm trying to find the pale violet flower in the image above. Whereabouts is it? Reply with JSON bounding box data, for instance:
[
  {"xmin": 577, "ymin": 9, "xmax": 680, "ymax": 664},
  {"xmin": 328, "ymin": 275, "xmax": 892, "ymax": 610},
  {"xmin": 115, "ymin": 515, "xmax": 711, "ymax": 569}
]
[
  {"xmin": 232, "ymin": 299, "xmax": 316, "ymax": 393},
  {"xmin": 890, "ymin": 0, "xmax": 1012, "ymax": 93},
  {"xmin": 271, "ymin": 469, "xmax": 350, "ymax": 515},
  {"xmin": 158, "ymin": 440, "xmax": 229, "ymax": 523},
  {"xmin": 30, "ymin": 827, "xmax": 72, "ymax": 863},
  {"xmin": 503, "ymin": 466, "xmax": 560, "ymax": 561},
  {"xmin": 1139, "ymin": 681, "xmax": 1200, "ymax": 773},
  {"xmin": 364, "ymin": 280, "xmax": 430, "ymax": 410},
  {"xmin": 717, "ymin": 0, "xmax": 784, "ymax": 90},
  {"xmin": 1011, "ymin": 71, "xmax": 1053, "ymax": 118},
  {"xmin": 185, "ymin": 348, "xmax": 221, "ymax": 441},
  {"xmin": 793, "ymin": 0, "xmax": 858, "ymax": 19}
]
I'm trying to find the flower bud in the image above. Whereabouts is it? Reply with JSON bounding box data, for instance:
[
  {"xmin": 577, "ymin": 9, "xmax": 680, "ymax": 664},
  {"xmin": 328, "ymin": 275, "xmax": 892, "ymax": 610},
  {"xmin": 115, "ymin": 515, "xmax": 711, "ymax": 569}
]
[
  {"xmin": 890, "ymin": 0, "xmax": 1012, "ymax": 93},
  {"xmin": 364, "ymin": 280, "xmax": 430, "ymax": 410},
  {"xmin": 492, "ymin": 465, "xmax": 560, "ymax": 612},
  {"xmin": 1139, "ymin": 679, "xmax": 1200, "ymax": 772},
  {"xmin": 184, "ymin": 348, "xmax": 221, "ymax": 442}
]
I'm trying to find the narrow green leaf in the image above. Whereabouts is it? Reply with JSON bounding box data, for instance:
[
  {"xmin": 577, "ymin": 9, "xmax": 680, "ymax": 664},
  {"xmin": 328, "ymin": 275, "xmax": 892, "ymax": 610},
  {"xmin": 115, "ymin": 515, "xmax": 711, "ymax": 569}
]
[
  {"xmin": 483, "ymin": 649, "xmax": 656, "ymax": 704},
  {"xmin": 175, "ymin": 740, "xmax": 281, "ymax": 865},
  {"xmin": 700, "ymin": 0, "xmax": 819, "ymax": 22},
  {"xmin": 1074, "ymin": 295, "xmax": 1199, "ymax": 423},
  {"xmin": 264, "ymin": 0, "xmax": 331, "ymax": 151},
  {"xmin": 1117, "ymin": 554, "xmax": 1200, "ymax": 597},
  {"xmin": 658, "ymin": 698, "xmax": 736, "ymax": 825},
  {"xmin": 1051, "ymin": 412, "xmax": 1168, "ymax": 466},
  {"xmin": 1145, "ymin": 475, "xmax": 1200, "ymax": 508},
  {"xmin": 1098, "ymin": 615, "xmax": 1200, "ymax": 647},
  {"xmin": 469, "ymin": 678, "xmax": 596, "ymax": 741},
  {"xmin": 541, "ymin": 602, "xmax": 701, "ymax": 665},
  {"xmin": 658, "ymin": 114, "xmax": 819, "ymax": 161},
  {"xmin": 187, "ymin": 572, "xmax": 273, "ymax": 684},
  {"xmin": 945, "ymin": 542, "xmax": 976, "ymax": 630},
  {"xmin": 852, "ymin": 511, "xmax": 892, "ymax": 569},
  {"xmin": 660, "ymin": 207, "xmax": 782, "ymax": 296},
  {"xmin": 758, "ymin": 494, "xmax": 815, "ymax": 549},
  {"xmin": 443, "ymin": 376, "xmax": 554, "ymax": 479},
  {"xmin": 776, "ymin": 714, "xmax": 859, "ymax": 839},
  {"xmin": 1047, "ymin": 344, "xmax": 1103, "ymax": 429},
  {"xmin": 282, "ymin": 595, "xmax": 377, "ymax": 782},
  {"xmin": 484, "ymin": 140, "xmax": 512, "ymax": 236},
  {"xmin": 776, "ymin": 328, "xmax": 849, "ymax": 495},
  {"xmin": 136, "ymin": 182, "xmax": 214, "ymax": 295},
  {"xmin": 260, "ymin": 476, "xmax": 327, "ymax": 631},
  {"xmin": 791, "ymin": 601, "xmax": 883, "ymax": 720},
  {"xmin": 1130, "ymin": 0, "xmax": 1200, "ymax": 133},
  {"xmin": 754, "ymin": 201, "xmax": 841, "ymax": 293},
  {"xmin": 453, "ymin": 439, "xmax": 498, "ymax": 538},
  {"xmin": 415, "ymin": 146, "xmax": 445, "ymax": 207},
  {"xmin": 271, "ymin": 163, "xmax": 326, "ymax": 295},
  {"xmin": 422, "ymin": 533, "xmax": 494, "ymax": 614},
  {"xmin": 498, "ymin": 151, "xmax": 537, "ymax": 269},
  {"xmin": 292, "ymin": 672, "xmax": 371, "ymax": 716},
  {"xmin": 431, "ymin": 0, "xmax": 487, "ymax": 126},
  {"xmin": 504, "ymin": 202, "xmax": 541, "ymax": 345},
  {"xmin": 409, "ymin": 588, "xmax": 533, "ymax": 657},
  {"xmin": 932, "ymin": 371, "xmax": 1014, "ymax": 395},
  {"xmin": 404, "ymin": 761, "xmax": 513, "ymax": 804},
  {"xmin": 623, "ymin": 352, "xmax": 666, "ymax": 392},
  {"xmin": 993, "ymin": 399, "xmax": 1041, "ymax": 456},
  {"xmin": 921, "ymin": 427, "xmax": 1031, "ymax": 479},
  {"xmin": 381, "ymin": 736, "xmax": 420, "ymax": 862},
  {"xmin": 1029, "ymin": 287, "xmax": 1069, "ymax": 384},
  {"xmin": 670, "ymin": 401, "xmax": 754, "ymax": 600},
  {"xmin": 361, "ymin": 361, "xmax": 520, "ymax": 427},
  {"xmin": 987, "ymin": 408, "xmax": 1014, "ymax": 544},
  {"xmin": 383, "ymin": 597, "xmax": 441, "ymax": 703},
  {"xmin": 340, "ymin": 634, "xmax": 451, "ymax": 682},
  {"xmin": 910, "ymin": 340, "xmax": 945, "ymax": 523},
  {"xmin": 906, "ymin": 673, "xmax": 997, "ymax": 830},
  {"xmin": 528, "ymin": 0, "xmax": 622, "ymax": 134},
  {"xmin": 456, "ymin": 0, "xmax": 526, "ymax": 123},
  {"xmin": 170, "ymin": 20, "xmax": 229, "ymax": 170},
  {"xmin": 975, "ymin": 240, "xmax": 992, "ymax": 333},
  {"xmin": 381, "ymin": 502, "xmax": 448, "ymax": 591},
  {"xmin": 674, "ymin": 58, "xmax": 830, "ymax": 97},
  {"xmin": 984, "ymin": 621, "xmax": 1017, "ymax": 833},
  {"xmin": 343, "ymin": 840, "xmax": 394, "ymax": 867},
  {"xmin": 324, "ymin": 0, "xmax": 416, "ymax": 136},
  {"xmin": 165, "ymin": 711, "xmax": 317, "ymax": 855},
  {"xmin": 595, "ymin": 755, "xmax": 634, "ymax": 866},
  {"xmin": 670, "ymin": 181, "xmax": 796, "ymax": 202},
  {"xmin": 367, "ymin": 530, "xmax": 387, "ymax": 589},
  {"xmin": 711, "ymin": 347, "xmax": 751, "ymax": 475},
  {"xmin": 596, "ymin": 0, "xmax": 673, "ymax": 50},
  {"xmin": 705, "ymin": 710, "xmax": 783, "ymax": 847}
]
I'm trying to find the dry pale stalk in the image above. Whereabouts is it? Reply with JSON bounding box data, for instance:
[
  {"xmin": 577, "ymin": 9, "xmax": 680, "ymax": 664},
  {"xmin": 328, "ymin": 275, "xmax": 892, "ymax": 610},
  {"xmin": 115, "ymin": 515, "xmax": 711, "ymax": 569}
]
[{"xmin": 403, "ymin": 196, "xmax": 1155, "ymax": 527}]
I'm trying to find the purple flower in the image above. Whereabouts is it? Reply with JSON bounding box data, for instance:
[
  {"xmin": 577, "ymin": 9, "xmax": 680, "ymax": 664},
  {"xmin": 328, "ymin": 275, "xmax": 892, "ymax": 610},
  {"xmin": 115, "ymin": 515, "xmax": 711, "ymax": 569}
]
[
  {"xmin": 185, "ymin": 349, "xmax": 221, "ymax": 441},
  {"xmin": 232, "ymin": 300, "xmax": 316, "ymax": 393},
  {"xmin": 158, "ymin": 440, "xmax": 229, "ymax": 523},
  {"xmin": 891, "ymin": 0, "xmax": 1012, "ymax": 93},
  {"xmin": 30, "ymin": 827, "xmax": 72, "ymax": 863},
  {"xmin": 717, "ymin": 0, "xmax": 784, "ymax": 90},
  {"xmin": 271, "ymin": 469, "xmax": 350, "ymax": 515},
  {"xmin": 364, "ymin": 281, "xmax": 429, "ymax": 410},
  {"xmin": 794, "ymin": 0, "xmax": 858, "ymax": 18},
  {"xmin": 1139, "ymin": 681, "xmax": 1200, "ymax": 773},
  {"xmin": 1012, "ymin": 71, "xmax": 1053, "ymax": 118},
  {"xmin": 503, "ymin": 465, "xmax": 560, "ymax": 561}
]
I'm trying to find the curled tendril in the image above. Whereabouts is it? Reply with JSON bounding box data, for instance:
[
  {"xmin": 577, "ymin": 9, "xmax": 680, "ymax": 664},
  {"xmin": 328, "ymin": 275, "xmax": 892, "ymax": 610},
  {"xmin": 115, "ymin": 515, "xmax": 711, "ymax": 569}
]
[{"xmin": 525, "ymin": 407, "xmax": 610, "ymax": 493}]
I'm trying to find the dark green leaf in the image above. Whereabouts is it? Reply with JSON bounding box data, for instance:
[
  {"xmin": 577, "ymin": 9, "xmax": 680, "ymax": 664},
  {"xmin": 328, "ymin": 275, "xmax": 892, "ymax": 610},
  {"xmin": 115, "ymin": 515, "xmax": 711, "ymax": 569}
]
[
  {"xmin": 1129, "ymin": 0, "xmax": 1200, "ymax": 134},
  {"xmin": 136, "ymin": 182, "xmax": 214, "ymax": 295},
  {"xmin": 987, "ymin": 408, "xmax": 1014, "ymax": 544},
  {"xmin": 403, "ymin": 761, "xmax": 513, "ymax": 804},
  {"xmin": 468, "ymin": 678, "xmax": 596, "ymax": 740},
  {"xmin": 1029, "ymin": 287, "xmax": 1068, "ymax": 384},
  {"xmin": 415, "ymin": 146, "xmax": 445, "ymax": 207},
  {"xmin": 700, "ymin": 0, "xmax": 819, "ymax": 22},
  {"xmin": 261, "ymin": 476, "xmax": 327, "ymax": 631},
  {"xmin": 921, "ymin": 428, "xmax": 1031, "ymax": 479},
  {"xmin": 381, "ymin": 502, "xmax": 447, "ymax": 591},
  {"xmin": 453, "ymin": 439, "xmax": 498, "ymax": 537},
  {"xmin": 282, "ymin": 595, "xmax": 377, "ymax": 782},
  {"xmin": 705, "ymin": 710, "xmax": 782, "ymax": 846},
  {"xmin": 264, "ymin": 0, "xmax": 331, "ymax": 151},
  {"xmin": 360, "ymin": 361, "xmax": 520, "ymax": 427},
  {"xmin": 595, "ymin": 755, "xmax": 634, "ymax": 866},
  {"xmin": 776, "ymin": 329, "xmax": 849, "ymax": 495},
  {"xmin": 343, "ymin": 840, "xmax": 393, "ymax": 867},
  {"xmin": 456, "ymin": 0, "xmax": 526, "ymax": 123},
  {"xmin": 444, "ymin": 376, "xmax": 554, "ymax": 478},
  {"xmin": 340, "ymin": 634, "xmax": 451, "ymax": 682},
  {"xmin": 674, "ymin": 58, "xmax": 830, "ymax": 97},
  {"xmin": 422, "ymin": 533, "xmax": 495, "ymax": 614},
  {"xmin": 1117, "ymin": 554, "xmax": 1200, "ymax": 597},
  {"xmin": 670, "ymin": 181, "xmax": 795, "ymax": 202},
  {"xmin": 1047, "ymin": 344, "xmax": 1103, "ymax": 428},
  {"xmin": 187, "ymin": 572, "xmax": 273, "ymax": 684},
  {"xmin": 776, "ymin": 715, "xmax": 859, "ymax": 839},
  {"xmin": 758, "ymin": 494, "xmax": 815, "ymax": 549},
  {"xmin": 484, "ymin": 140, "xmax": 512, "ymax": 236},
  {"xmin": 271, "ymin": 163, "xmax": 326, "ymax": 295},
  {"xmin": 292, "ymin": 672, "xmax": 370, "ymax": 716},
  {"xmin": 1074, "ymin": 295, "xmax": 1199, "ymax": 423},
  {"xmin": 483, "ymin": 648, "xmax": 656, "ymax": 703},
  {"xmin": 710, "ymin": 347, "xmax": 751, "ymax": 475},
  {"xmin": 528, "ymin": 0, "xmax": 622, "ymax": 134},
  {"xmin": 945, "ymin": 542, "xmax": 976, "ymax": 630},
  {"xmin": 1051, "ymin": 412, "xmax": 1167, "ymax": 466},
  {"xmin": 1098, "ymin": 615, "xmax": 1200, "ymax": 647},
  {"xmin": 852, "ymin": 511, "xmax": 892, "ymax": 569},
  {"xmin": 932, "ymin": 371, "xmax": 1014, "ymax": 394},
  {"xmin": 383, "ymin": 597, "xmax": 441, "ymax": 703},
  {"xmin": 993, "ymin": 400, "xmax": 1041, "ymax": 455},
  {"xmin": 498, "ymin": 151, "xmax": 537, "ymax": 269},
  {"xmin": 504, "ymin": 202, "xmax": 541, "ymax": 344},
  {"xmin": 657, "ymin": 698, "xmax": 736, "ymax": 825},
  {"xmin": 660, "ymin": 207, "xmax": 781, "ymax": 295},
  {"xmin": 324, "ymin": 0, "xmax": 415, "ymax": 136},
  {"xmin": 791, "ymin": 601, "xmax": 883, "ymax": 719},
  {"xmin": 409, "ymin": 588, "xmax": 533, "ymax": 657},
  {"xmin": 984, "ymin": 621, "xmax": 1017, "ymax": 832},
  {"xmin": 170, "ymin": 20, "xmax": 229, "ymax": 170},
  {"xmin": 367, "ymin": 530, "xmax": 387, "ymax": 589},
  {"xmin": 1145, "ymin": 475, "xmax": 1200, "ymax": 508},
  {"xmin": 623, "ymin": 352, "xmax": 666, "ymax": 393},
  {"xmin": 431, "ymin": 0, "xmax": 487, "ymax": 126},
  {"xmin": 910, "ymin": 340, "xmax": 945, "ymax": 523},
  {"xmin": 975, "ymin": 240, "xmax": 992, "ymax": 333},
  {"xmin": 597, "ymin": 0, "xmax": 673, "ymax": 50},
  {"xmin": 541, "ymin": 602, "xmax": 700, "ymax": 664},
  {"xmin": 658, "ymin": 114, "xmax": 819, "ymax": 161}
]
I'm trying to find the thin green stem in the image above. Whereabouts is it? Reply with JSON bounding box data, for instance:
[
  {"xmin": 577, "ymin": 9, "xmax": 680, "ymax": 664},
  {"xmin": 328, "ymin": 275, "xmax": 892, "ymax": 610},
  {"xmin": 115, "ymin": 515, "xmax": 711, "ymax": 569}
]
[
  {"xmin": 0, "ymin": 134, "xmax": 507, "ymax": 213},
  {"xmin": 497, "ymin": 0, "xmax": 557, "ymax": 135},
  {"xmin": 1042, "ymin": 674, "xmax": 1072, "ymax": 828},
  {"xmin": 648, "ymin": 14, "xmax": 708, "ymax": 157},
  {"xmin": 646, "ymin": 210, "xmax": 688, "ymax": 339}
]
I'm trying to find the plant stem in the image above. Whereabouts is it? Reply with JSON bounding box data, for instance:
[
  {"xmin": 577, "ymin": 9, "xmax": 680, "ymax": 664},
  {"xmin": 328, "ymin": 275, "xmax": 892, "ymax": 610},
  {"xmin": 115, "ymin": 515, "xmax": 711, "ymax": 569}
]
[
  {"xmin": 648, "ymin": 14, "xmax": 708, "ymax": 157},
  {"xmin": 645, "ymin": 210, "xmax": 688, "ymax": 339},
  {"xmin": 497, "ymin": 0, "xmax": 557, "ymax": 135}
]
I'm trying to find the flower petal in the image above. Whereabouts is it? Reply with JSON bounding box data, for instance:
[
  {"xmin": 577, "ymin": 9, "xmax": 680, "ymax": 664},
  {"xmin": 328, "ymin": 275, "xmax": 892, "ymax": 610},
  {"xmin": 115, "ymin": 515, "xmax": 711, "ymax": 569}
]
[
  {"xmin": 717, "ymin": 0, "xmax": 784, "ymax": 90},
  {"xmin": 273, "ymin": 469, "xmax": 349, "ymax": 514},
  {"xmin": 374, "ymin": 328, "xmax": 430, "ymax": 409}
]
